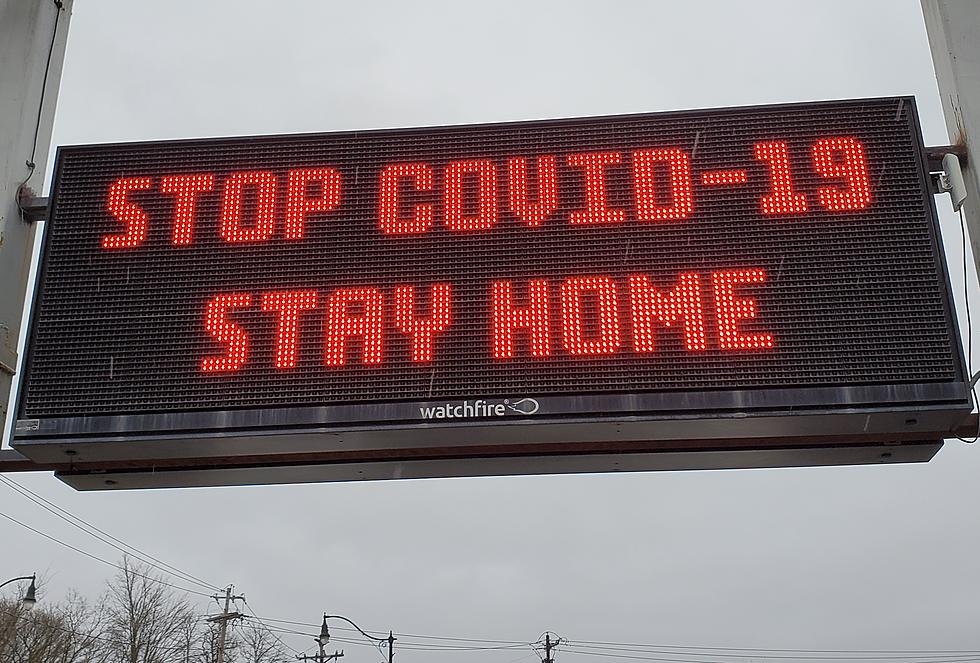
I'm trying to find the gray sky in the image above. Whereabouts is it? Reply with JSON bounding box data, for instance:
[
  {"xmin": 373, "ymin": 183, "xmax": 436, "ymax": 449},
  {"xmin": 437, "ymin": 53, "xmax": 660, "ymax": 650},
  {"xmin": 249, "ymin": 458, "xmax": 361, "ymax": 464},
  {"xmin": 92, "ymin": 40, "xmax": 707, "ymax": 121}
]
[{"xmin": 3, "ymin": 0, "xmax": 980, "ymax": 658}]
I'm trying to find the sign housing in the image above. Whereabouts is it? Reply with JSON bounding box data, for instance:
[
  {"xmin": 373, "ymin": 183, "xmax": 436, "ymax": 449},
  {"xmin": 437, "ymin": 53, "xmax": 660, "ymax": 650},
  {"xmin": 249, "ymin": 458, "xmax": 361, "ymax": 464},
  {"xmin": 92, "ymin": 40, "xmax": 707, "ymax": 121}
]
[{"xmin": 13, "ymin": 96, "xmax": 971, "ymax": 488}]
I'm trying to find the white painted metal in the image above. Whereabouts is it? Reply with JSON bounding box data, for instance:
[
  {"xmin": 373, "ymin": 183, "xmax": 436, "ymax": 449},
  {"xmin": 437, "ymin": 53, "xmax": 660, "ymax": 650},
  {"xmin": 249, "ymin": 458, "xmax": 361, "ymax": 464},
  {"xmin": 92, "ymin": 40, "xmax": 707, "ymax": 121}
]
[
  {"xmin": 923, "ymin": 0, "xmax": 980, "ymax": 270},
  {"xmin": 941, "ymin": 153, "xmax": 968, "ymax": 212},
  {"xmin": 0, "ymin": 0, "xmax": 72, "ymax": 431}
]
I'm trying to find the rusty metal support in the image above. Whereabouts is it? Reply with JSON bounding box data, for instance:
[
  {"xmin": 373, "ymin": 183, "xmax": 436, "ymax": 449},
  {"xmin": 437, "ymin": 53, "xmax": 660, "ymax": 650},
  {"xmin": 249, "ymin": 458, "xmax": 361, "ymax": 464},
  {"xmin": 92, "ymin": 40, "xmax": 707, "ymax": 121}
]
[
  {"xmin": 18, "ymin": 195, "xmax": 48, "ymax": 223},
  {"xmin": 927, "ymin": 144, "xmax": 968, "ymax": 173}
]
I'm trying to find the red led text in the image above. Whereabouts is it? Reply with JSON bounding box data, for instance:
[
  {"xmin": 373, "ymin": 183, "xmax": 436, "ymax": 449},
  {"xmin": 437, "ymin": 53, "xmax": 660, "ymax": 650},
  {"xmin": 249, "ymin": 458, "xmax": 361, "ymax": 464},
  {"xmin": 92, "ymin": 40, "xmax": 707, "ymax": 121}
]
[
  {"xmin": 103, "ymin": 168, "xmax": 343, "ymax": 249},
  {"xmin": 101, "ymin": 137, "xmax": 872, "ymax": 249},
  {"xmin": 201, "ymin": 270, "xmax": 772, "ymax": 371}
]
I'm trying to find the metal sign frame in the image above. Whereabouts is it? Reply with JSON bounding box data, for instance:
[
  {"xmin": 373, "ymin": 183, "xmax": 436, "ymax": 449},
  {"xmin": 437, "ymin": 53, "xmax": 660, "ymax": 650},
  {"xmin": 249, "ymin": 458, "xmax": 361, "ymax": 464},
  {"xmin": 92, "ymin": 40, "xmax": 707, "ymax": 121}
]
[{"xmin": 12, "ymin": 96, "xmax": 972, "ymax": 489}]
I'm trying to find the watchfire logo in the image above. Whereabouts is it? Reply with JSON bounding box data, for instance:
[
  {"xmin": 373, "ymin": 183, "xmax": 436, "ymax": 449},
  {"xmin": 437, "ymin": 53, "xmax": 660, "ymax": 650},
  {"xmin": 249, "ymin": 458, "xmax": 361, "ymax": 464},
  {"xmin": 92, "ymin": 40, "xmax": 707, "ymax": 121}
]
[{"xmin": 419, "ymin": 398, "xmax": 540, "ymax": 420}]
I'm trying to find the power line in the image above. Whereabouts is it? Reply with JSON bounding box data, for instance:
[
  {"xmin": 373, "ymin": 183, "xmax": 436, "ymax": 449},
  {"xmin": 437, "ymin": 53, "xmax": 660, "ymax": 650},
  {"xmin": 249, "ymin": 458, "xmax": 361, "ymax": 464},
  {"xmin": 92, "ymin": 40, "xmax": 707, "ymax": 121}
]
[
  {"xmin": 241, "ymin": 617, "xmax": 535, "ymax": 654},
  {"xmin": 0, "ymin": 475, "xmax": 222, "ymax": 592},
  {"xmin": 328, "ymin": 637, "xmax": 531, "ymax": 652},
  {"xmin": 253, "ymin": 615, "xmax": 532, "ymax": 647},
  {"xmin": 6, "ymin": 591, "xmax": 977, "ymax": 663},
  {"xmin": 560, "ymin": 649, "xmax": 980, "ymax": 663},
  {"xmin": 242, "ymin": 599, "xmax": 304, "ymax": 656},
  {"xmin": 240, "ymin": 618, "xmax": 313, "ymax": 640},
  {"xmin": 231, "ymin": 617, "xmax": 980, "ymax": 660},
  {"xmin": 246, "ymin": 624, "xmax": 531, "ymax": 652},
  {"xmin": 6, "ymin": 507, "xmax": 975, "ymax": 663},
  {"xmin": 0, "ymin": 509, "xmax": 214, "ymax": 598},
  {"xmin": 566, "ymin": 641, "xmax": 980, "ymax": 657},
  {"xmin": 232, "ymin": 615, "xmax": 306, "ymax": 654},
  {"xmin": 565, "ymin": 643, "xmax": 980, "ymax": 660}
]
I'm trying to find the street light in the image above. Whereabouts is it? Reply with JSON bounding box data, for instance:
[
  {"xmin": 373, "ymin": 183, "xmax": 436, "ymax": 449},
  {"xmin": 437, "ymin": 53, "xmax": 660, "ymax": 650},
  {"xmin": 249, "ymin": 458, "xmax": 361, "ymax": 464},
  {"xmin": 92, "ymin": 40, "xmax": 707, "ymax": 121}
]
[
  {"xmin": 0, "ymin": 575, "xmax": 37, "ymax": 610},
  {"xmin": 318, "ymin": 616, "xmax": 330, "ymax": 647},
  {"xmin": 320, "ymin": 614, "xmax": 395, "ymax": 663},
  {"xmin": 295, "ymin": 615, "xmax": 345, "ymax": 663}
]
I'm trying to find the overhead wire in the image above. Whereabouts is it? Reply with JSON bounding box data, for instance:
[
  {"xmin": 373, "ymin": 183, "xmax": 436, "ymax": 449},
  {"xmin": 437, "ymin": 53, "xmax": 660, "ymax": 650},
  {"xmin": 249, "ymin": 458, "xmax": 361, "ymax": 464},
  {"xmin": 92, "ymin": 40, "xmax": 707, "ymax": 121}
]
[
  {"xmin": 232, "ymin": 618, "xmax": 302, "ymax": 659},
  {"xmin": 5, "ymin": 491, "xmax": 977, "ymax": 661},
  {"xmin": 6, "ymin": 589, "xmax": 979, "ymax": 663},
  {"xmin": 226, "ymin": 617, "xmax": 980, "ymax": 659},
  {"xmin": 559, "ymin": 650, "xmax": 980, "ymax": 663},
  {"xmin": 564, "ymin": 642, "xmax": 980, "ymax": 659},
  {"xmin": 0, "ymin": 495, "xmax": 536, "ymax": 655},
  {"xmin": 242, "ymin": 598, "xmax": 304, "ymax": 656},
  {"xmin": 501, "ymin": 653, "xmax": 542, "ymax": 663},
  {"xmin": 241, "ymin": 619, "xmax": 313, "ymax": 640},
  {"xmin": 565, "ymin": 640, "xmax": 980, "ymax": 657},
  {"xmin": 5, "ymin": 605, "xmax": 976, "ymax": 663},
  {"xmin": 253, "ymin": 615, "xmax": 531, "ymax": 647},
  {"xmin": 241, "ymin": 615, "xmax": 536, "ymax": 654},
  {"xmin": 0, "ymin": 510, "xmax": 214, "ymax": 598},
  {"xmin": 0, "ymin": 475, "xmax": 222, "ymax": 592},
  {"xmin": 327, "ymin": 636, "xmax": 531, "ymax": 652}
]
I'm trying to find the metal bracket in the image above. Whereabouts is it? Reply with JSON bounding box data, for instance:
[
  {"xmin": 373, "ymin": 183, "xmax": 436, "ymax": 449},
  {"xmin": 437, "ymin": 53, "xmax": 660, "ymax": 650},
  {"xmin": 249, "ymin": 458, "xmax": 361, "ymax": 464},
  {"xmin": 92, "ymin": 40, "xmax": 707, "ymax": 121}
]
[
  {"xmin": 17, "ymin": 189, "xmax": 48, "ymax": 223},
  {"xmin": 927, "ymin": 144, "xmax": 968, "ymax": 173}
]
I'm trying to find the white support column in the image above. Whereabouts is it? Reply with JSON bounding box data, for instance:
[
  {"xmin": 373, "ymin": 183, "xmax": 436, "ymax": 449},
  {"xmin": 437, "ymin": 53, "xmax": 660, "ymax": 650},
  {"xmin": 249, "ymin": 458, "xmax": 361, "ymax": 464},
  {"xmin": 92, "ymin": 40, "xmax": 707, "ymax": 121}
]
[
  {"xmin": 0, "ymin": 0, "xmax": 72, "ymax": 429},
  {"xmin": 922, "ymin": 0, "xmax": 980, "ymax": 272}
]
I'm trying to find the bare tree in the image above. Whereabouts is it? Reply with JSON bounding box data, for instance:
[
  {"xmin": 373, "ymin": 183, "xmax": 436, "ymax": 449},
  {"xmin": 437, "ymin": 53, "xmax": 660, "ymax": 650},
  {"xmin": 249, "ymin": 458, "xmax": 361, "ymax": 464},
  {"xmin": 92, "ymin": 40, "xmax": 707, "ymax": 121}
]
[
  {"xmin": 0, "ymin": 598, "xmax": 18, "ymax": 656},
  {"xmin": 49, "ymin": 590, "xmax": 106, "ymax": 663},
  {"xmin": 236, "ymin": 623, "xmax": 290, "ymax": 663},
  {"xmin": 2, "ymin": 561, "xmax": 289, "ymax": 663},
  {"xmin": 173, "ymin": 608, "xmax": 202, "ymax": 663},
  {"xmin": 99, "ymin": 557, "xmax": 197, "ymax": 663},
  {"xmin": 3, "ymin": 599, "xmax": 64, "ymax": 663},
  {"xmin": 1, "ymin": 578, "xmax": 96, "ymax": 663},
  {"xmin": 0, "ymin": 590, "xmax": 104, "ymax": 663},
  {"xmin": 195, "ymin": 620, "xmax": 231, "ymax": 663}
]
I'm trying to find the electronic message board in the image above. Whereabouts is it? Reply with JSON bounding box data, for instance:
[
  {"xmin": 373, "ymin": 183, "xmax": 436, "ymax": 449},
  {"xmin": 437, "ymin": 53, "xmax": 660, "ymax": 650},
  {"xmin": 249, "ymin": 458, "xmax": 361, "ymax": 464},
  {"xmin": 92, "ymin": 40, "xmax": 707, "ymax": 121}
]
[{"xmin": 13, "ymin": 96, "xmax": 972, "ymax": 489}]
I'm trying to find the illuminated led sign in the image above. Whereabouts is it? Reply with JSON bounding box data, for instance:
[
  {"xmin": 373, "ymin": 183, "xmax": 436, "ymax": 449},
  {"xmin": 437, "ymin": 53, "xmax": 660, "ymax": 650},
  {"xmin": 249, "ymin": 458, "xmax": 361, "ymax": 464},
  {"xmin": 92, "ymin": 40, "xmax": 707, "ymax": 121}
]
[{"xmin": 13, "ymin": 97, "xmax": 972, "ymax": 489}]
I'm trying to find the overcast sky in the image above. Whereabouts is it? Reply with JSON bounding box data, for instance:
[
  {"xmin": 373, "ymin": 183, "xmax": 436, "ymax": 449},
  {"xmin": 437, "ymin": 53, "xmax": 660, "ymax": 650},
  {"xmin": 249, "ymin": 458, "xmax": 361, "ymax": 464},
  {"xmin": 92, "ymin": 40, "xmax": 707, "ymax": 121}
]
[{"xmin": 3, "ymin": 0, "xmax": 980, "ymax": 659}]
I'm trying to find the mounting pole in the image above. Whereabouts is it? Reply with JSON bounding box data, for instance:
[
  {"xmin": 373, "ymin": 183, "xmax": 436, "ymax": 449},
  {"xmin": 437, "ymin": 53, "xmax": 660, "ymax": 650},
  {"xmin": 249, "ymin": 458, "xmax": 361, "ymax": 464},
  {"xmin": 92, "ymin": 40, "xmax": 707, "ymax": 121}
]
[
  {"xmin": 0, "ymin": 0, "xmax": 72, "ymax": 440},
  {"xmin": 922, "ymin": 1, "xmax": 980, "ymax": 274}
]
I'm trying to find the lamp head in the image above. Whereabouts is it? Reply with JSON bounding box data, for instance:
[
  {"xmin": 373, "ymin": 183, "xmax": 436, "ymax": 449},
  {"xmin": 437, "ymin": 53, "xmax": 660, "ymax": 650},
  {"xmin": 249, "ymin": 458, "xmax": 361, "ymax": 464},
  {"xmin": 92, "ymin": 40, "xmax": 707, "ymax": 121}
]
[
  {"xmin": 318, "ymin": 615, "xmax": 330, "ymax": 646},
  {"xmin": 22, "ymin": 576, "xmax": 37, "ymax": 610}
]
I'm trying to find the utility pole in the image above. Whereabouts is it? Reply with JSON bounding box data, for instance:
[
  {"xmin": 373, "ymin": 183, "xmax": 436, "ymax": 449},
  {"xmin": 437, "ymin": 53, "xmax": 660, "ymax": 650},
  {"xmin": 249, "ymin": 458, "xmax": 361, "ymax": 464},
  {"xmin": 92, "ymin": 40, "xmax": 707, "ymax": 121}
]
[
  {"xmin": 207, "ymin": 586, "xmax": 244, "ymax": 663},
  {"xmin": 0, "ymin": 0, "xmax": 72, "ymax": 439},
  {"xmin": 387, "ymin": 631, "xmax": 395, "ymax": 663},
  {"xmin": 542, "ymin": 633, "xmax": 562, "ymax": 663}
]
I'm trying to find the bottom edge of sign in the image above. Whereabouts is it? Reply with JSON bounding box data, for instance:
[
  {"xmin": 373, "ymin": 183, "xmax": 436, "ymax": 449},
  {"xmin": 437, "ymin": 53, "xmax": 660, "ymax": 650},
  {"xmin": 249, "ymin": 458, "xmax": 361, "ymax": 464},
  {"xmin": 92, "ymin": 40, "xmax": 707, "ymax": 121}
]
[{"xmin": 54, "ymin": 441, "xmax": 944, "ymax": 491}]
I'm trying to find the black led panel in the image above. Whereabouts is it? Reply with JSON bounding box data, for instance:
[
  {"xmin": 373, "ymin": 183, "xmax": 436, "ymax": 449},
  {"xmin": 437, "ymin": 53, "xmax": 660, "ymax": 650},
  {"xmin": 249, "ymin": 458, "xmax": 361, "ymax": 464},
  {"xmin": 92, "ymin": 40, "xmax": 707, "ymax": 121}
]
[{"xmin": 18, "ymin": 97, "xmax": 966, "ymax": 426}]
